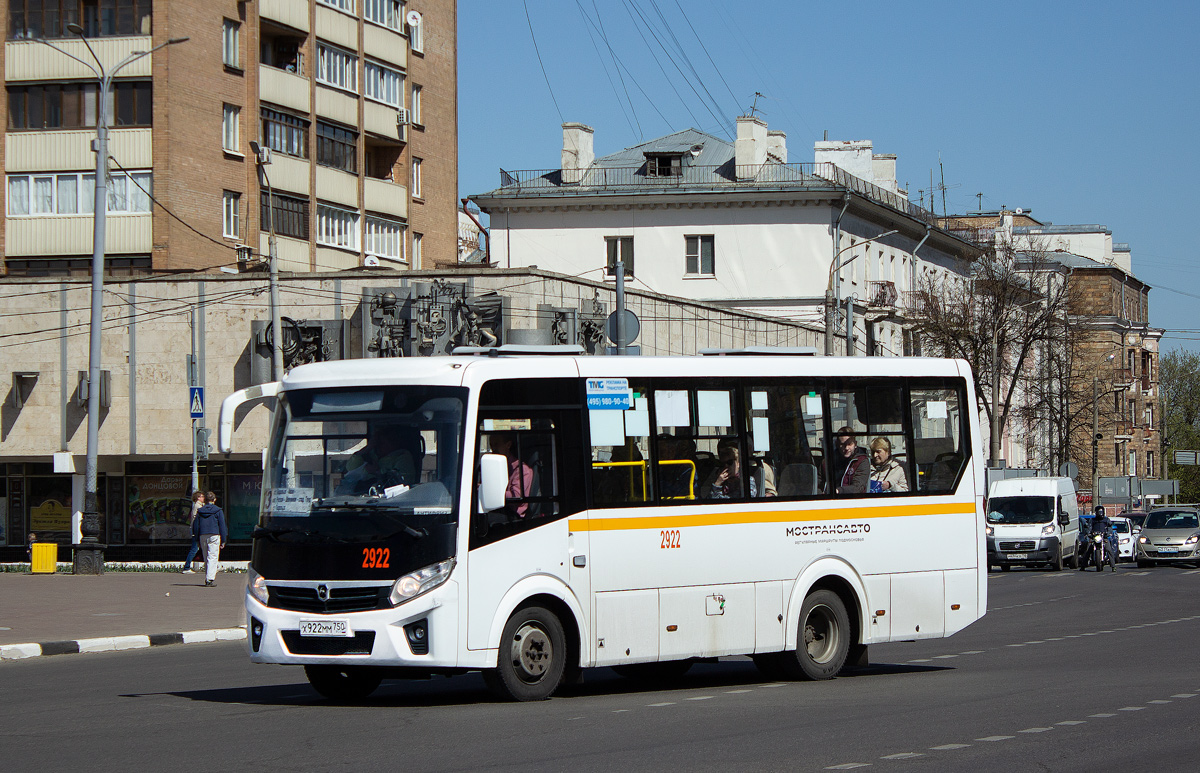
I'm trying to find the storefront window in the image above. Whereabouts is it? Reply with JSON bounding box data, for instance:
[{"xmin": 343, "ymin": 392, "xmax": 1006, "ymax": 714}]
[
  {"xmin": 125, "ymin": 475, "xmax": 192, "ymax": 543},
  {"xmin": 226, "ymin": 474, "xmax": 262, "ymax": 541},
  {"xmin": 28, "ymin": 476, "xmax": 74, "ymax": 543}
]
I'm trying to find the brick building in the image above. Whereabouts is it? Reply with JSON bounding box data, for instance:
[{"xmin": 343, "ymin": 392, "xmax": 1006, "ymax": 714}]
[{"xmin": 1, "ymin": 0, "xmax": 458, "ymax": 276}]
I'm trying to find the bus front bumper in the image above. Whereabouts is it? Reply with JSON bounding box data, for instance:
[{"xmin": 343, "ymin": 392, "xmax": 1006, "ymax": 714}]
[{"xmin": 245, "ymin": 582, "xmax": 459, "ymax": 667}]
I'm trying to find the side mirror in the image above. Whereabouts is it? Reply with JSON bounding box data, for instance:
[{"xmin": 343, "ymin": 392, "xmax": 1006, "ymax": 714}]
[
  {"xmin": 1058, "ymin": 514, "xmax": 1069, "ymax": 527},
  {"xmin": 477, "ymin": 453, "xmax": 509, "ymax": 513}
]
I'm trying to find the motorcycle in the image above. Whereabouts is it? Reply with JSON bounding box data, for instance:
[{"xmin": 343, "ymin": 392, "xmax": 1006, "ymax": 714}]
[{"xmin": 1079, "ymin": 529, "xmax": 1117, "ymax": 572}]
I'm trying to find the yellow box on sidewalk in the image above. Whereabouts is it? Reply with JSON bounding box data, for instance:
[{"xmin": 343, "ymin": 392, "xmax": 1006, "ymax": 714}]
[{"xmin": 31, "ymin": 543, "xmax": 57, "ymax": 574}]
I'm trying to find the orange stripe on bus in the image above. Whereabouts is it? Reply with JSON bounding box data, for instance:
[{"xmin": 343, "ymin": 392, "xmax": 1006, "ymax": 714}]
[{"xmin": 567, "ymin": 501, "xmax": 974, "ymax": 532}]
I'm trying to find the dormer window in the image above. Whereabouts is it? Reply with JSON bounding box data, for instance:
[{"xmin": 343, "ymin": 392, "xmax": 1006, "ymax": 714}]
[{"xmin": 645, "ymin": 153, "xmax": 682, "ymax": 177}]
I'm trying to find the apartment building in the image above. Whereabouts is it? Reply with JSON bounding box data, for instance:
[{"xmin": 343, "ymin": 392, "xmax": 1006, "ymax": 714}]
[{"xmin": 1, "ymin": 0, "xmax": 457, "ymax": 276}]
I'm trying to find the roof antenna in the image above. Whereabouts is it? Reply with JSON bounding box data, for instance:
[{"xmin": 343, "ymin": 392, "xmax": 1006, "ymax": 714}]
[{"xmin": 748, "ymin": 91, "xmax": 765, "ymax": 117}]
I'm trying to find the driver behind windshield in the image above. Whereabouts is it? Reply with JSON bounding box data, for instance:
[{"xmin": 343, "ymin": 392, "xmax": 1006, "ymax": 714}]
[{"xmin": 338, "ymin": 425, "xmax": 417, "ymax": 494}]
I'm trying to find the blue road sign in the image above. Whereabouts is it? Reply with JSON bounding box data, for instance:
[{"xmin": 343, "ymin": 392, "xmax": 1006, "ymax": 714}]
[{"xmin": 189, "ymin": 387, "xmax": 205, "ymax": 418}]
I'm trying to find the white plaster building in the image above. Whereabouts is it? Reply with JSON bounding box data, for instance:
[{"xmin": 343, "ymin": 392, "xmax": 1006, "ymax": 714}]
[{"xmin": 471, "ymin": 117, "xmax": 980, "ymax": 356}]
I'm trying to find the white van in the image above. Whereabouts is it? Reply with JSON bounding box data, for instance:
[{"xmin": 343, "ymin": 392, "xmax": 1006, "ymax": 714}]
[{"xmin": 986, "ymin": 477, "xmax": 1080, "ymax": 570}]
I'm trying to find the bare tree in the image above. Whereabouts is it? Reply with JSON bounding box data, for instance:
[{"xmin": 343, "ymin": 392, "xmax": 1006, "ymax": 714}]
[
  {"xmin": 907, "ymin": 240, "xmax": 1076, "ymax": 467},
  {"xmin": 1159, "ymin": 350, "xmax": 1200, "ymax": 501}
]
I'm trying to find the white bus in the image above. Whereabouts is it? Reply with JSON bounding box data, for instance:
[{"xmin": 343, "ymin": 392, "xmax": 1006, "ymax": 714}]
[{"xmin": 219, "ymin": 346, "xmax": 985, "ymax": 701}]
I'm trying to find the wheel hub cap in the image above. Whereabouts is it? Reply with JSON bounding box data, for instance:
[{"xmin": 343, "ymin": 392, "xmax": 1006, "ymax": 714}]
[{"xmin": 512, "ymin": 623, "xmax": 552, "ymax": 683}]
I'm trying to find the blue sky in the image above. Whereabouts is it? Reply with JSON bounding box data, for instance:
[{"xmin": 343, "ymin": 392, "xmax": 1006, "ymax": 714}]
[{"xmin": 458, "ymin": 1, "xmax": 1200, "ymax": 353}]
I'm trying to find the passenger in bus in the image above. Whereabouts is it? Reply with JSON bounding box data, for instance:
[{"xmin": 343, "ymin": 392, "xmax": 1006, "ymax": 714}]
[
  {"xmin": 657, "ymin": 434, "xmax": 697, "ymax": 499},
  {"xmin": 489, "ymin": 432, "xmax": 534, "ymax": 517},
  {"xmin": 869, "ymin": 437, "xmax": 909, "ymax": 493},
  {"xmin": 832, "ymin": 427, "xmax": 870, "ymax": 494},
  {"xmin": 703, "ymin": 440, "xmax": 755, "ymax": 499}
]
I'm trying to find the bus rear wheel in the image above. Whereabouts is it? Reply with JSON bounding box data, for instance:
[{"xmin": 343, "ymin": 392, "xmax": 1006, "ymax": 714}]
[
  {"xmin": 484, "ymin": 605, "xmax": 566, "ymax": 701},
  {"xmin": 782, "ymin": 589, "xmax": 851, "ymax": 681},
  {"xmin": 304, "ymin": 665, "xmax": 383, "ymax": 702}
]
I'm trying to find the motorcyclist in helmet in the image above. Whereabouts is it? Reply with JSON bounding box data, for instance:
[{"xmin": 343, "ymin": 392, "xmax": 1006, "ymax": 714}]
[{"xmin": 1080, "ymin": 505, "xmax": 1117, "ymax": 569}]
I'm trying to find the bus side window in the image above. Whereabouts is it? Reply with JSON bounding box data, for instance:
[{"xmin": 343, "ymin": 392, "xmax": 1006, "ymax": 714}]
[
  {"xmin": 744, "ymin": 384, "xmax": 825, "ymax": 499},
  {"xmin": 910, "ymin": 385, "xmax": 965, "ymax": 494},
  {"xmin": 590, "ymin": 386, "xmax": 652, "ymax": 506}
]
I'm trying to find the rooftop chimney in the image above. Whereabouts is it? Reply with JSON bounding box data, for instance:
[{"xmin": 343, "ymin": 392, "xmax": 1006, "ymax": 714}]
[
  {"xmin": 735, "ymin": 115, "xmax": 768, "ymax": 179},
  {"xmin": 561, "ymin": 122, "xmax": 594, "ymax": 185},
  {"xmin": 766, "ymin": 130, "xmax": 787, "ymax": 163},
  {"xmin": 871, "ymin": 154, "xmax": 898, "ymax": 193},
  {"xmin": 813, "ymin": 140, "xmax": 874, "ymax": 182}
]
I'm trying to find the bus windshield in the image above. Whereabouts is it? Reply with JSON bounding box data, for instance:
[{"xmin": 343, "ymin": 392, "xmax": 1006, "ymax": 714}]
[
  {"xmin": 987, "ymin": 495, "xmax": 1055, "ymax": 525},
  {"xmin": 262, "ymin": 385, "xmax": 467, "ymax": 540}
]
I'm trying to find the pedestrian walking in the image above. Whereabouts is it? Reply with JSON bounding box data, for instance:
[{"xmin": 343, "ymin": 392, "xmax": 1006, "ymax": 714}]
[
  {"xmin": 181, "ymin": 491, "xmax": 205, "ymax": 574},
  {"xmin": 191, "ymin": 490, "xmax": 227, "ymax": 587}
]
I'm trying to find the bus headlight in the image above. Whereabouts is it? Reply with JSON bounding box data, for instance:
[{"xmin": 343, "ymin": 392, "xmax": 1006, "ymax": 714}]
[
  {"xmin": 390, "ymin": 559, "xmax": 455, "ymax": 606},
  {"xmin": 247, "ymin": 567, "xmax": 269, "ymax": 606}
]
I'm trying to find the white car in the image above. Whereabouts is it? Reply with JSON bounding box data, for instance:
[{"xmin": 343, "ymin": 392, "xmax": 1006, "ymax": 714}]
[{"xmin": 1110, "ymin": 516, "xmax": 1136, "ymax": 561}]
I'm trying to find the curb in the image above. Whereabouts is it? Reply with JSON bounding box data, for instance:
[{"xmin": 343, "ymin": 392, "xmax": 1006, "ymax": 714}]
[{"xmin": 0, "ymin": 627, "xmax": 246, "ymax": 662}]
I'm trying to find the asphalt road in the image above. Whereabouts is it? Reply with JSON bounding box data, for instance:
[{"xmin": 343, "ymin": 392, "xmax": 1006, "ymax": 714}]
[{"xmin": 3, "ymin": 564, "xmax": 1199, "ymax": 773}]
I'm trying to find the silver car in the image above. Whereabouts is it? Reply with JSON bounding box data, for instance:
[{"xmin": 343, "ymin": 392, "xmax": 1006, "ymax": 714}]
[{"xmin": 1136, "ymin": 509, "xmax": 1200, "ymax": 567}]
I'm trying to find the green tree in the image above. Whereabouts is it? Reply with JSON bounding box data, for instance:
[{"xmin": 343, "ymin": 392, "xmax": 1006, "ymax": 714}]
[{"xmin": 1159, "ymin": 350, "xmax": 1200, "ymax": 502}]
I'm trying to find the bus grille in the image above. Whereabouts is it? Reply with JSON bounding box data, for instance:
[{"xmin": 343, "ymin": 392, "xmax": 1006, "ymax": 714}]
[
  {"xmin": 268, "ymin": 586, "xmax": 389, "ymax": 614},
  {"xmin": 281, "ymin": 630, "xmax": 376, "ymax": 656},
  {"xmin": 999, "ymin": 541, "xmax": 1036, "ymax": 551}
]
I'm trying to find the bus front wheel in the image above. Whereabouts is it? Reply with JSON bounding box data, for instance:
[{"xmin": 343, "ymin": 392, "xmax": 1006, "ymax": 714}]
[
  {"xmin": 304, "ymin": 665, "xmax": 383, "ymax": 702},
  {"xmin": 484, "ymin": 605, "xmax": 567, "ymax": 701},
  {"xmin": 783, "ymin": 589, "xmax": 851, "ymax": 681}
]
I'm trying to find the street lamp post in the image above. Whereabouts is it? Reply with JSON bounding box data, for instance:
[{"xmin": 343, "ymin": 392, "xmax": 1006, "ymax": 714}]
[
  {"xmin": 36, "ymin": 27, "xmax": 187, "ymax": 573},
  {"xmin": 248, "ymin": 141, "xmax": 284, "ymax": 378},
  {"xmin": 825, "ymin": 229, "xmax": 897, "ymax": 355}
]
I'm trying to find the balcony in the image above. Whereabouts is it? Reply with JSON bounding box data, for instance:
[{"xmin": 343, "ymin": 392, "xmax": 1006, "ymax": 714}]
[
  {"xmin": 6, "ymin": 214, "xmax": 151, "ymax": 256},
  {"xmin": 1112, "ymin": 368, "xmax": 1134, "ymax": 388},
  {"xmin": 868, "ymin": 281, "xmax": 898, "ymax": 307},
  {"xmin": 260, "ymin": 0, "xmax": 311, "ymax": 32},
  {"xmin": 259, "ymin": 65, "xmax": 310, "ymax": 114},
  {"xmin": 5, "ymin": 38, "xmax": 151, "ymax": 81},
  {"xmin": 6, "ymin": 129, "xmax": 151, "ymax": 172},
  {"xmin": 364, "ymin": 177, "xmax": 407, "ymax": 220}
]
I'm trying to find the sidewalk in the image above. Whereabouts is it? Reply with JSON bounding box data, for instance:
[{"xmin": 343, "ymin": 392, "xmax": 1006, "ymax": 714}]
[{"xmin": 0, "ymin": 568, "xmax": 247, "ymax": 661}]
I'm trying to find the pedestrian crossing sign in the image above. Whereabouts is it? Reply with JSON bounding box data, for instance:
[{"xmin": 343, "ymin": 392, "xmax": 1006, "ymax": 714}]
[{"xmin": 189, "ymin": 387, "xmax": 204, "ymax": 418}]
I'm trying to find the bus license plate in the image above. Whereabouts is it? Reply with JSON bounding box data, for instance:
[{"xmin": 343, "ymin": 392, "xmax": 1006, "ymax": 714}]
[
  {"xmin": 1006, "ymin": 553, "xmax": 1028, "ymax": 559},
  {"xmin": 300, "ymin": 619, "xmax": 351, "ymax": 637}
]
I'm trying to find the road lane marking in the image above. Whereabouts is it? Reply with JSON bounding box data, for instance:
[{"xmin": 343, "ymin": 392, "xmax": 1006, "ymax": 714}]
[
  {"xmin": 1119, "ymin": 706, "xmax": 1145, "ymax": 711},
  {"xmin": 647, "ymin": 702, "xmax": 675, "ymax": 707},
  {"xmin": 959, "ymin": 650, "xmax": 985, "ymax": 655},
  {"xmin": 1019, "ymin": 727, "xmax": 1053, "ymax": 733},
  {"xmin": 1089, "ymin": 713, "xmax": 1116, "ymax": 718},
  {"xmin": 881, "ymin": 753, "xmax": 923, "ymax": 759},
  {"xmin": 760, "ymin": 683, "xmax": 787, "ymax": 688},
  {"xmin": 1148, "ymin": 700, "xmax": 1172, "ymax": 704},
  {"xmin": 724, "ymin": 689, "xmax": 753, "ymax": 694},
  {"xmin": 1171, "ymin": 694, "xmax": 1196, "ymax": 698},
  {"xmin": 976, "ymin": 735, "xmax": 1015, "ymax": 741},
  {"xmin": 826, "ymin": 764, "xmax": 870, "ymax": 770},
  {"xmin": 930, "ymin": 744, "xmax": 971, "ymax": 750},
  {"xmin": 908, "ymin": 658, "xmax": 933, "ymax": 662},
  {"xmin": 1056, "ymin": 721, "xmax": 1086, "ymax": 725},
  {"xmin": 612, "ymin": 709, "xmax": 629, "ymax": 713},
  {"xmin": 684, "ymin": 696, "xmax": 714, "ymax": 701},
  {"xmin": 932, "ymin": 655, "xmax": 958, "ymax": 659}
]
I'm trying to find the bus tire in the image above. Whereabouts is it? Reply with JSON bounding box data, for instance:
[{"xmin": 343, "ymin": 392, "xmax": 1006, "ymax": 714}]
[
  {"xmin": 612, "ymin": 660, "xmax": 693, "ymax": 682},
  {"xmin": 484, "ymin": 605, "xmax": 566, "ymax": 701},
  {"xmin": 784, "ymin": 589, "xmax": 851, "ymax": 681},
  {"xmin": 304, "ymin": 665, "xmax": 383, "ymax": 702}
]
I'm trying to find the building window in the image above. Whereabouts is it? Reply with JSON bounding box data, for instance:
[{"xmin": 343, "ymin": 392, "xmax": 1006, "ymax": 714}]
[
  {"xmin": 318, "ymin": 0, "xmax": 355, "ymax": 12},
  {"xmin": 8, "ymin": 170, "xmax": 150, "ymax": 216},
  {"xmin": 223, "ymin": 191, "xmax": 240, "ymax": 238},
  {"xmin": 605, "ymin": 236, "xmax": 634, "ymax": 276},
  {"xmin": 262, "ymin": 190, "xmax": 310, "ymax": 240},
  {"xmin": 1147, "ymin": 451, "xmax": 1155, "ymax": 478},
  {"xmin": 408, "ymin": 11, "xmax": 423, "ymax": 52},
  {"xmin": 316, "ymin": 42, "xmax": 357, "ymax": 93},
  {"xmin": 222, "ymin": 20, "xmax": 240, "ymax": 69},
  {"xmin": 261, "ymin": 32, "xmax": 304, "ymax": 74},
  {"xmin": 261, "ymin": 106, "xmax": 309, "ymax": 158},
  {"xmin": 365, "ymin": 61, "xmax": 403, "ymax": 107},
  {"xmin": 364, "ymin": 0, "xmax": 403, "ymax": 31},
  {"xmin": 222, "ymin": 104, "xmax": 240, "ymax": 152},
  {"xmin": 412, "ymin": 157, "xmax": 422, "ymax": 197},
  {"xmin": 411, "ymin": 84, "xmax": 422, "ymax": 124},
  {"xmin": 685, "ymin": 235, "xmax": 714, "ymax": 276},
  {"xmin": 7, "ymin": 81, "xmax": 151, "ymax": 130},
  {"xmin": 412, "ymin": 232, "xmax": 423, "ymax": 266},
  {"xmin": 645, "ymin": 154, "xmax": 682, "ymax": 177},
  {"xmin": 317, "ymin": 121, "xmax": 357, "ymax": 173},
  {"xmin": 8, "ymin": 0, "xmax": 152, "ymax": 40},
  {"xmin": 317, "ymin": 204, "xmax": 359, "ymax": 250},
  {"xmin": 364, "ymin": 215, "xmax": 405, "ymax": 261}
]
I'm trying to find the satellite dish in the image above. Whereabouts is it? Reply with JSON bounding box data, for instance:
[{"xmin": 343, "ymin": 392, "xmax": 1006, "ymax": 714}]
[{"xmin": 406, "ymin": 10, "xmax": 421, "ymax": 26}]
